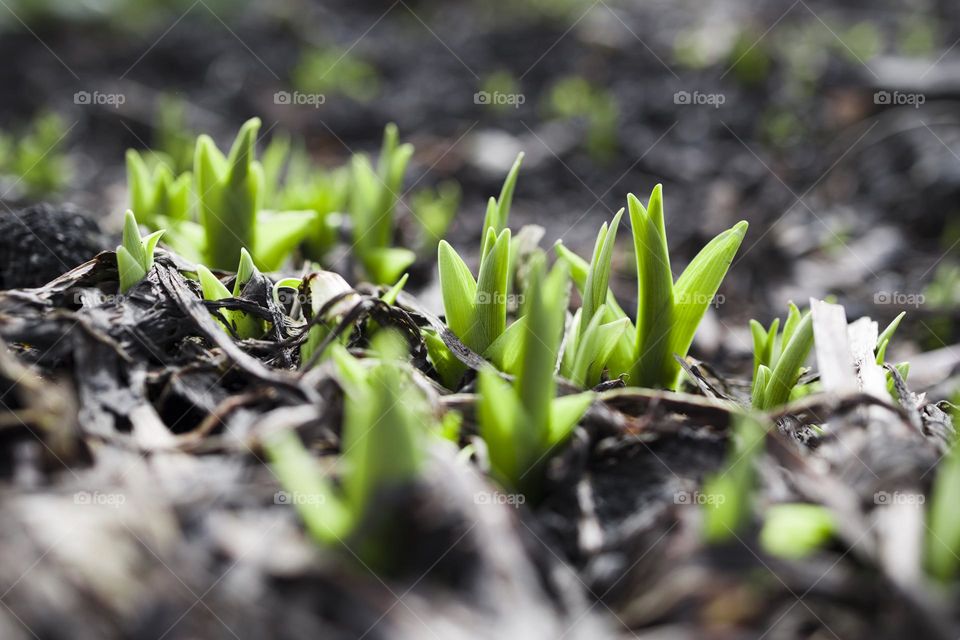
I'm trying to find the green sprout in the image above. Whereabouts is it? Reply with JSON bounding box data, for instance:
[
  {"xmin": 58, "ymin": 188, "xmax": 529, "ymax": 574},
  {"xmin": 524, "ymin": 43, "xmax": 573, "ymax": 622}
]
[
  {"xmin": 195, "ymin": 248, "xmax": 264, "ymax": 339},
  {"xmin": 558, "ymin": 209, "xmax": 631, "ymax": 387},
  {"xmin": 477, "ymin": 256, "xmax": 593, "ymax": 496},
  {"xmin": 127, "ymin": 118, "xmax": 315, "ymax": 271},
  {"xmin": 926, "ymin": 447, "xmax": 960, "ymax": 582},
  {"xmin": 0, "ymin": 111, "xmax": 72, "ymax": 198},
  {"xmin": 116, "ymin": 210, "xmax": 164, "ymax": 293},
  {"xmin": 298, "ymin": 270, "xmax": 361, "ymax": 366},
  {"xmin": 126, "ymin": 150, "xmax": 191, "ymax": 232},
  {"xmin": 411, "ymin": 180, "xmax": 461, "ymax": 251},
  {"xmin": 154, "ymin": 94, "xmax": 194, "ymax": 174},
  {"xmin": 428, "ymin": 154, "xmax": 524, "ymax": 387},
  {"xmin": 264, "ymin": 333, "xmax": 425, "ymax": 566},
  {"xmin": 194, "ymin": 118, "xmax": 314, "ymax": 271},
  {"xmin": 875, "ymin": 311, "xmax": 910, "ymax": 398},
  {"xmin": 750, "ymin": 303, "xmax": 815, "ymax": 410},
  {"xmin": 434, "ymin": 227, "xmax": 512, "ymax": 385},
  {"xmin": 760, "ymin": 503, "xmax": 836, "ymax": 559},
  {"xmin": 545, "ymin": 76, "xmax": 619, "ymax": 162},
  {"xmin": 349, "ymin": 123, "xmax": 415, "ymax": 284},
  {"xmin": 557, "ymin": 185, "xmax": 748, "ymax": 390},
  {"xmin": 702, "ymin": 414, "xmax": 766, "ymax": 542},
  {"xmin": 270, "ymin": 143, "xmax": 349, "ymax": 261},
  {"xmin": 292, "ymin": 47, "xmax": 380, "ymax": 103}
]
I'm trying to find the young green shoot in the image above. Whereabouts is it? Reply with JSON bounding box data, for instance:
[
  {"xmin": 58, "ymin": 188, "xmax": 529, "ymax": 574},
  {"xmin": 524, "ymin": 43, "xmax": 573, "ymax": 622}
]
[
  {"xmin": 0, "ymin": 111, "xmax": 72, "ymax": 198},
  {"xmin": 875, "ymin": 311, "xmax": 910, "ymax": 398},
  {"xmin": 750, "ymin": 303, "xmax": 815, "ymax": 410},
  {"xmin": 264, "ymin": 332, "xmax": 426, "ymax": 564},
  {"xmin": 117, "ymin": 210, "xmax": 164, "ymax": 293},
  {"xmin": 556, "ymin": 185, "xmax": 747, "ymax": 390},
  {"xmin": 412, "ymin": 180, "xmax": 461, "ymax": 251},
  {"xmin": 349, "ymin": 123, "xmax": 415, "ymax": 284},
  {"xmin": 427, "ymin": 154, "xmax": 525, "ymax": 387},
  {"xmin": 477, "ymin": 256, "xmax": 593, "ymax": 496},
  {"xmin": 272, "ymin": 143, "xmax": 349, "ymax": 260},
  {"xmin": 760, "ymin": 503, "xmax": 836, "ymax": 559},
  {"xmin": 299, "ymin": 270, "xmax": 362, "ymax": 366},
  {"xmin": 194, "ymin": 117, "xmax": 314, "ymax": 271},
  {"xmin": 195, "ymin": 248, "xmax": 264, "ymax": 339},
  {"xmin": 480, "ymin": 152, "xmax": 524, "ymax": 255},
  {"xmin": 702, "ymin": 413, "xmax": 766, "ymax": 542},
  {"xmin": 434, "ymin": 227, "xmax": 512, "ymax": 386},
  {"xmin": 126, "ymin": 150, "xmax": 192, "ymax": 232},
  {"xmin": 559, "ymin": 209, "xmax": 631, "ymax": 387},
  {"xmin": 925, "ymin": 446, "xmax": 960, "ymax": 582}
]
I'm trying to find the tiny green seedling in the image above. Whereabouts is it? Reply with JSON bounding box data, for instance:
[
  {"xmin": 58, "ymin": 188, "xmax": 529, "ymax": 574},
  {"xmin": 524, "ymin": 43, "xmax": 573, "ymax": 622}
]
[
  {"xmin": 925, "ymin": 445, "xmax": 960, "ymax": 582},
  {"xmin": 545, "ymin": 76, "xmax": 619, "ymax": 162},
  {"xmin": 269, "ymin": 142, "xmax": 350, "ymax": 261},
  {"xmin": 760, "ymin": 503, "xmax": 836, "ymax": 559},
  {"xmin": 298, "ymin": 270, "xmax": 361, "ymax": 366},
  {"xmin": 702, "ymin": 413, "xmax": 766, "ymax": 542},
  {"xmin": 559, "ymin": 209, "xmax": 631, "ymax": 387},
  {"xmin": 292, "ymin": 47, "xmax": 380, "ymax": 103},
  {"xmin": 126, "ymin": 118, "xmax": 316, "ymax": 271},
  {"xmin": 434, "ymin": 227, "xmax": 512, "ymax": 385},
  {"xmin": 349, "ymin": 123, "xmax": 415, "ymax": 285},
  {"xmin": 428, "ymin": 154, "xmax": 524, "ymax": 387},
  {"xmin": 194, "ymin": 118, "xmax": 314, "ymax": 271},
  {"xmin": 117, "ymin": 210, "xmax": 164, "ymax": 293},
  {"xmin": 412, "ymin": 180, "xmax": 461, "ymax": 251},
  {"xmin": 154, "ymin": 94, "xmax": 195, "ymax": 174},
  {"xmin": 0, "ymin": 111, "xmax": 72, "ymax": 198},
  {"xmin": 195, "ymin": 248, "xmax": 263, "ymax": 339},
  {"xmin": 875, "ymin": 311, "xmax": 910, "ymax": 398},
  {"xmin": 477, "ymin": 256, "xmax": 593, "ymax": 496},
  {"xmin": 557, "ymin": 185, "xmax": 747, "ymax": 390},
  {"xmin": 750, "ymin": 303, "xmax": 815, "ymax": 410},
  {"xmin": 126, "ymin": 150, "xmax": 192, "ymax": 232},
  {"xmin": 265, "ymin": 333, "xmax": 426, "ymax": 566},
  {"xmin": 478, "ymin": 153, "xmax": 523, "ymax": 256}
]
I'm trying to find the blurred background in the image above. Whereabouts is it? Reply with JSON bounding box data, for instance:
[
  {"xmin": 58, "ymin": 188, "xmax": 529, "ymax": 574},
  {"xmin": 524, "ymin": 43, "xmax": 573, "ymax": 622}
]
[{"xmin": 1, "ymin": 0, "xmax": 958, "ymax": 385}]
